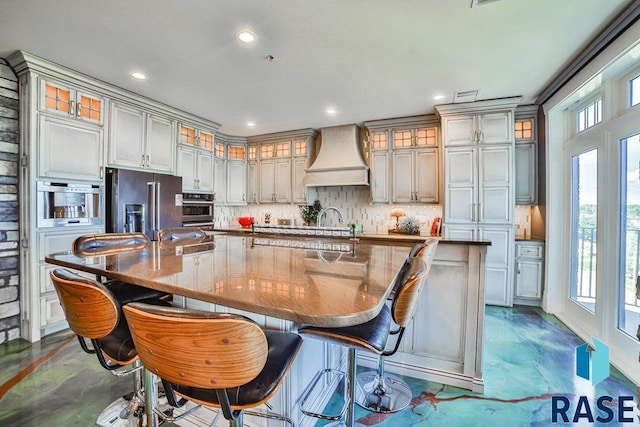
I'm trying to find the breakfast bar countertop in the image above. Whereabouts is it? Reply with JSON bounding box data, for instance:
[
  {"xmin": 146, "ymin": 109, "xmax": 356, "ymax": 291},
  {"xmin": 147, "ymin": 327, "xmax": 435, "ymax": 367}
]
[{"xmin": 45, "ymin": 234, "xmax": 413, "ymax": 328}]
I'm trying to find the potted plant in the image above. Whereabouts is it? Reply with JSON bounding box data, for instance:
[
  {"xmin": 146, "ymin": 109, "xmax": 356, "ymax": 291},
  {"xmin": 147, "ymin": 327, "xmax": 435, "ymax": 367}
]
[{"xmin": 299, "ymin": 200, "xmax": 322, "ymax": 226}]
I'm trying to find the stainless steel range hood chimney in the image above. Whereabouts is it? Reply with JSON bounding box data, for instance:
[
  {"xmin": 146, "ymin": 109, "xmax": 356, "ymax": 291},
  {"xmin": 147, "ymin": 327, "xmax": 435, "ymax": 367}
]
[{"xmin": 305, "ymin": 124, "xmax": 369, "ymax": 187}]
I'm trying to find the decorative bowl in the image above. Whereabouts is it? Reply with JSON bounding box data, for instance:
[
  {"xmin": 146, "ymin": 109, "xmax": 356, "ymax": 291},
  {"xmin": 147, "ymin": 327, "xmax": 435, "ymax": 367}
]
[{"xmin": 238, "ymin": 216, "xmax": 254, "ymax": 228}]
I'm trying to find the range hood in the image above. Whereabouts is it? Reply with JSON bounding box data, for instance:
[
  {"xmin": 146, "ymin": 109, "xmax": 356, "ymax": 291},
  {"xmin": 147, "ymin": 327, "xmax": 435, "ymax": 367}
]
[{"xmin": 305, "ymin": 124, "xmax": 369, "ymax": 187}]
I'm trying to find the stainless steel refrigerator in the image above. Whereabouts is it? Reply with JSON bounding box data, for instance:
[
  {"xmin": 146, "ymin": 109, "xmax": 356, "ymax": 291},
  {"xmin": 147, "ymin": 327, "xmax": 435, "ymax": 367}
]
[{"xmin": 106, "ymin": 168, "xmax": 183, "ymax": 240}]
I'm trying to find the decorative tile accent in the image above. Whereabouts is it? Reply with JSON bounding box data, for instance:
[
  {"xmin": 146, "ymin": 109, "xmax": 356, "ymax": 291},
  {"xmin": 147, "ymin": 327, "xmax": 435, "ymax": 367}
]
[{"xmin": 229, "ymin": 186, "xmax": 443, "ymax": 235}]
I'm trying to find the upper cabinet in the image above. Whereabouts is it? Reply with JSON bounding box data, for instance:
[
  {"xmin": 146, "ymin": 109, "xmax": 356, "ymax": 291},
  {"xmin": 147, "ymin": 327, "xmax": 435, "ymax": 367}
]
[
  {"xmin": 108, "ymin": 102, "xmax": 176, "ymax": 174},
  {"xmin": 227, "ymin": 144, "xmax": 247, "ymax": 205},
  {"xmin": 178, "ymin": 124, "xmax": 214, "ymax": 150},
  {"xmin": 177, "ymin": 123, "xmax": 216, "ymax": 193},
  {"xmin": 34, "ymin": 76, "xmax": 105, "ymax": 181},
  {"xmin": 442, "ymin": 111, "xmax": 513, "ymax": 146},
  {"xmin": 40, "ymin": 78, "xmax": 104, "ymax": 126},
  {"xmin": 514, "ymin": 105, "xmax": 538, "ymax": 205},
  {"xmin": 364, "ymin": 116, "xmax": 440, "ymax": 204},
  {"xmin": 437, "ymin": 97, "xmax": 521, "ymax": 307},
  {"xmin": 247, "ymin": 129, "xmax": 317, "ymax": 205},
  {"xmin": 38, "ymin": 115, "xmax": 104, "ymax": 181}
]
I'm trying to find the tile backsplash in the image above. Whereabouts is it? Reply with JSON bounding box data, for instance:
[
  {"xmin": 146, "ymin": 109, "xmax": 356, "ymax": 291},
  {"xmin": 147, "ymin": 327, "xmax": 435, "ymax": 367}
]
[{"xmin": 216, "ymin": 186, "xmax": 443, "ymax": 235}]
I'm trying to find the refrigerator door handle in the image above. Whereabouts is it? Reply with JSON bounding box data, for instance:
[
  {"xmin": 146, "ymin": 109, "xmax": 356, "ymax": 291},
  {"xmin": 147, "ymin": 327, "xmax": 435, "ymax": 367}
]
[
  {"xmin": 155, "ymin": 182, "xmax": 161, "ymax": 230},
  {"xmin": 148, "ymin": 182, "xmax": 156, "ymax": 233}
]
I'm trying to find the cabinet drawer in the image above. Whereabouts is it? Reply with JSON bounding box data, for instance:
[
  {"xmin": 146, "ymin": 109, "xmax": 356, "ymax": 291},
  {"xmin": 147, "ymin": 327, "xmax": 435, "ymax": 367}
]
[
  {"xmin": 516, "ymin": 243, "xmax": 543, "ymax": 258},
  {"xmin": 40, "ymin": 293, "xmax": 66, "ymax": 327}
]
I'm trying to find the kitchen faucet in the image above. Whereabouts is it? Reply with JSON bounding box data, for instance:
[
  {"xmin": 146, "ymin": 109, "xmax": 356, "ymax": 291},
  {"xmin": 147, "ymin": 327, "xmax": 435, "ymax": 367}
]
[{"xmin": 317, "ymin": 206, "xmax": 345, "ymax": 227}]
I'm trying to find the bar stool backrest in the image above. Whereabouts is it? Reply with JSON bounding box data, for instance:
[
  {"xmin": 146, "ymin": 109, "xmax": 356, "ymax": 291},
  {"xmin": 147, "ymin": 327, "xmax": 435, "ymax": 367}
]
[
  {"xmin": 50, "ymin": 268, "xmax": 120, "ymax": 339},
  {"xmin": 391, "ymin": 257, "xmax": 429, "ymax": 328},
  {"xmin": 157, "ymin": 227, "xmax": 206, "ymax": 242},
  {"xmin": 123, "ymin": 303, "xmax": 268, "ymax": 389},
  {"xmin": 73, "ymin": 232, "xmax": 150, "ymax": 255}
]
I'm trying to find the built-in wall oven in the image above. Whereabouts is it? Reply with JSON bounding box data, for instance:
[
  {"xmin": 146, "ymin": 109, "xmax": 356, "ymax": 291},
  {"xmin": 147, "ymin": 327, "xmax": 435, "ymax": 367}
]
[
  {"xmin": 37, "ymin": 181, "xmax": 103, "ymax": 228},
  {"xmin": 181, "ymin": 193, "xmax": 214, "ymax": 228}
]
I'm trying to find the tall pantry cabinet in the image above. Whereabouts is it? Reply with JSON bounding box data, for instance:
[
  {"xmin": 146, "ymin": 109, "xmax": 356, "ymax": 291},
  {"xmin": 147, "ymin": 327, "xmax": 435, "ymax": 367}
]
[{"xmin": 436, "ymin": 97, "xmax": 521, "ymax": 307}]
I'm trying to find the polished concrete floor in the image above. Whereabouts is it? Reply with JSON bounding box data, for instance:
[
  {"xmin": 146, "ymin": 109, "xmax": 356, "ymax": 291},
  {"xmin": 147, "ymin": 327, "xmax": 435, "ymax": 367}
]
[{"xmin": 0, "ymin": 305, "xmax": 638, "ymax": 426}]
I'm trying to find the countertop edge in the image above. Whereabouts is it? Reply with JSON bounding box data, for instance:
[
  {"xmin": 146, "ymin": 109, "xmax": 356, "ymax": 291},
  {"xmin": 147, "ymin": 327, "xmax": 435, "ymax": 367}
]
[{"xmin": 209, "ymin": 227, "xmax": 491, "ymax": 246}]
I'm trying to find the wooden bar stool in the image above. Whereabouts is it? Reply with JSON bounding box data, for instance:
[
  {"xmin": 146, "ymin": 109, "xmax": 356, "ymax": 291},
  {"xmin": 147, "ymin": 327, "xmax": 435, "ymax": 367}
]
[
  {"xmin": 50, "ymin": 268, "xmax": 169, "ymax": 425},
  {"xmin": 297, "ymin": 254, "xmax": 431, "ymax": 425},
  {"xmin": 123, "ymin": 302, "xmax": 303, "ymax": 427}
]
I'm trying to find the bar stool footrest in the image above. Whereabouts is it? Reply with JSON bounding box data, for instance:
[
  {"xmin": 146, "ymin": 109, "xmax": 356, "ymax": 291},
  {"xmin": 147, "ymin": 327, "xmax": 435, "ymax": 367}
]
[{"xmin": 299, "ymin": 368, "xmax": 349, "ymax": 421}]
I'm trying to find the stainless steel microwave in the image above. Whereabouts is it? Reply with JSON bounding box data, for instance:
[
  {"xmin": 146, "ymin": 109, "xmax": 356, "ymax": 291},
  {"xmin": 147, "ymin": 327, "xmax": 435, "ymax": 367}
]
[{"xmin": 37, "ymin": 181, "xmax": 103, "ymax": 228}]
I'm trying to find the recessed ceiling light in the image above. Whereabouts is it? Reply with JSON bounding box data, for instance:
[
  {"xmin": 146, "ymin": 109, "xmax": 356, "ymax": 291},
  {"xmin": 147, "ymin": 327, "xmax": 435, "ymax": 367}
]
[
  {"xmin": 131, "ymin": 72, "xmax": 147, "ymax": 80},
  {"xmin": 326, "ymin": 108, "xmax": 337, "ymax": 115},
  {"xmin": 237, "ymin": 31, "xmax": 255, "ymax": 43},
  {"xmin": 433, "ymin": 94, "xmax": 445, "ymax": 100},
  {"xmin": 247, "ymin": 122, "xmax": 256, "ymax": 127}
]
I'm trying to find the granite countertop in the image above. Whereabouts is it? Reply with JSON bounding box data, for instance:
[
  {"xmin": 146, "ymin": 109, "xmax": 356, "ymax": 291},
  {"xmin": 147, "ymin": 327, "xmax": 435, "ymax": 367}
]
[
  {"xmin": 515, "ymin": 237, "xmax": 546, "ymax": 242},
  {"xmin": 211, "ymin": 225, "xmax": 491, "ymax": 246}
]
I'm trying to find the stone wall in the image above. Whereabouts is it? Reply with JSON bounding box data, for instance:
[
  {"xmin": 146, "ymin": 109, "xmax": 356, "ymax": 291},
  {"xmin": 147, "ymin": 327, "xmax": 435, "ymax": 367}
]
[{"xmin": 0, "ymin": 60, "xmax": 20, "ymax": 343}]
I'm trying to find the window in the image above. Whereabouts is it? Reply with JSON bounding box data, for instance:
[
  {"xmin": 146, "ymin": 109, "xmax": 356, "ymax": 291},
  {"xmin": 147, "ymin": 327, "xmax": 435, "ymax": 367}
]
[
  {"xmin": 414, "ymin": 128, "xmax": 437, "ymax": 146},
  {"xmin": 44, "ymin": 83, "xmax": 70, "ymax": 113},
  {"xmin": 228, "ymin": 146, "xmax": 245, "ymax": 160},
  {"xmin": 394, "ymin": 130, "xmax": 412, "ymax": 148},
  {"xmin": 618, "ymin": 133, "xmax": 640, "ymax": 338},
  {"xmin": 214, "ymin": 143, "xmax": 225, "ymax": 159},
  {"xmin": 515, "ymin": 118, "xmax": 534, "ymax": 141},
  {"xmin": 370, "ymin": 132, "xmax": 387, "ymax": 150},
  {"xmin": 570, "ymin": 149, "xmax": 598, "ymax": 313},
  {"xmin": 576, "ymin": 99, "xmax": 602, "ymax": 133},
  {"xmin": 199, "ymin": 131, "xmax": 213, "ymax": 149},
  {"xmin": 180, "ymin": 125, "xmax": 196, "ymax": 145},
  {"xmin": 294, "ymin": 140, "xmax": 307, "ymax": 156},
  {"xmin": 631, "ymin": 75, "xmax": 640, "ymax": 107},
  {"xmin": 248, "ymin": 145, "xmax": 257, "ymax": 160}
]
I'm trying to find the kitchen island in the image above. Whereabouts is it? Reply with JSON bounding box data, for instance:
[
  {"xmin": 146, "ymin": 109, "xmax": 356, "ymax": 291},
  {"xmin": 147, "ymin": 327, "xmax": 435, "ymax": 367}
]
[{"xmin": 46, "ymin": 232, "xmax": 489, "ymax": 426}]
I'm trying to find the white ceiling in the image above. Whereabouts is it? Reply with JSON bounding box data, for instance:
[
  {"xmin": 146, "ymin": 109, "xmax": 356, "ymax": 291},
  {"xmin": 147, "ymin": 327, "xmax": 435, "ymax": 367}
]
[{"xmin": 0, "ymin": 0, "xmax": 632, "ymax": 136}]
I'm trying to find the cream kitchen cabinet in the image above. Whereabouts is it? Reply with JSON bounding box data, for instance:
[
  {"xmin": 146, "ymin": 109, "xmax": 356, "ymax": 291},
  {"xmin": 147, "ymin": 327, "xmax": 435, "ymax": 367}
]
[
  {"xmin": 29, "ymin": 226, "xmax": 103, "ymax": 341},
  {"xmin": 226, "ymin": 143, "xmax": 247, "ymax": 205},
  {"xmin": 38, "ymin": 114, "xmax": 104, "ymax": 181},
  {"xmin": 437, "ymin": 97, "xmax": 520, "ymax": 307},
  {"xmin": 392, "ymin": 148, "xmax": 438, "ymax": 203},
  {"xmin": 108, "ymin": 102, "xmax": 176, "ymax": 174},
  {"xmin": 246, "ymin": 145, "xmax": 259, "ymax": 204},
  {"xmin": 514, "ymin": 240, "xmax": 544, "ymax": 305},
  {"xmin": 364, "ymin": 129, "xmax": 390, "ymax": 203},
  {"xmin": 444, "ymin": 145, "xmax": 513, "ymax": 224},
  {"xmin": 259, "ymin": 158, "xmax": 291, "ymax": 203},
  {"xmin": 258, "ymin": 140, "xmax": 292, "ymax": 204},
  {"xmin": 364, "ymin": 117, "xmax": 439, "ymax": 204},
  {"xmin": 444, "ymin": 225, "xmax": 514, "ymax": 307},
  {"xmin": 227, "ymin": 159, "xmax": 247, "ymax": 205},
  {"xmin": 178, "ymin": 123, "xmax": 214, "ymax": 150},
  {"xmin": 39, "ymin": 77, "xmax": 104, "ymax": 126},
  {"xmin": 177, "ymin": 146, "xmax": 214, "ymax": 192},
  {"xmin": 292, "ymin": 157, "xmax": 308, "ymax": 204},
  {"xmin": 514, "ymin": 107, "xmax": 538, "ymax": 205},
  {"xmin": 247, "ymin": 160, "xmax": 259, "ymax": 204},
  {"xmin": 441, "ymin": 111, "xmax": 513, "ymax": 146},
  {"xmin": 214, "ymin": 157, "xmax": 227, "ymax": 204},
  {"xmin": 292, "ymin": 138, "xmax": 311, "ymax": 204}
]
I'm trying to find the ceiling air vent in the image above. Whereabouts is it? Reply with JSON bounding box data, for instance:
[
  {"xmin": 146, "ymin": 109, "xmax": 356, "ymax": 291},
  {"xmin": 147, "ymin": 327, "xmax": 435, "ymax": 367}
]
[{"xmin": 453, "ymin": 90, "xmax": 478, "ymax": 103}]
